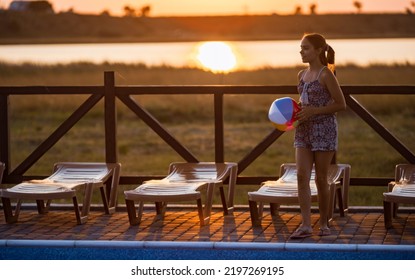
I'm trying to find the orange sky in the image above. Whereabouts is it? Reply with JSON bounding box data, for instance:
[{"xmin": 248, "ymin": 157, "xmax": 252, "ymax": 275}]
[{"xmin": 2, "ymin": 0, "xmax": 412, "ymax": 16}]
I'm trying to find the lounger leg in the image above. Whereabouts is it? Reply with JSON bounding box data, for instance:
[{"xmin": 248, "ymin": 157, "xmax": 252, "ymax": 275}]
[
  {"xmin": 248, "ymin": 200, "xmax": 262, "ymax": 227},
  {"xmin": 203, "ymin": 183, "xmax": 214, "ymax": 224},
  {"xmin": 125, "ymin": 199, "xmax": 142, "ymax": 226},
  {"xmin": 108, "ymin": 166, "xmax": 121, "ymax": 211},
  {"xmin": 104, "ymin": 178, "xmax": 117, "ymax": 214},
  {"xmin": 328, "ymin": 183, "xmax": 336, "ymax": 221},
  {"xmin": 155, "ymin": 202, "xmax": 167, "ymax": 217},
  {"xmin": 196, "ymin": 198, "xmax": 207, "ymax": 226},
  {"xmin": 258, "ymin": 202, "xmax": 264, "ymax": 217},
  {"xmin": 99, "ymin": 186, "xmax": 111, "ymax": 214},
  {"xmin": 36, "ymin": 199, "xmax": 51, "ymax": 214},
  {"xmin": 1, "ymin": 197, "xmax": 20, "ymax": 224},
  {"xmin": 392, "ymin": 203, "xmax": 399, "ymax": 218},
  {"xmin": 269, "ymin": 203, "xmax": 280, "ymax": 216},
  {"xmin": 104, "ymin": 180, "xmax": 111, "ymax": 204},
  {"xmin": 219, "ymin": 186, "xmax": 229, "ymax": 215},
  {"xmin": 383, "ymin": 200, "xmax": 393, "ymax": 229},
  {"xmin": 387, "ymin": 183, "xmax": 399, "ymax": 218},
  {"xmin": 72, "ymin": 186, "xmax": 89, "ymax": 224},
  {"xmin": 336, "ymin": 188, "xmax": 345, "ymax": 217},
  {"xmin": 79, "ymin": 183, "xmax": 93, "ymax": 221},
  {"xmin": 72, "ymin": 196, "xmax": 87, "ymax": 225},
  {"xmin": 226, "ymin": 165, "xmax": 237, "ymax": 212}
]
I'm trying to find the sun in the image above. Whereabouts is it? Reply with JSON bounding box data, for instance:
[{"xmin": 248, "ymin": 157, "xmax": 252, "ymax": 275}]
[{"xmin": 196, "ymin": 42, "xmax": 237, "ymax": 73}]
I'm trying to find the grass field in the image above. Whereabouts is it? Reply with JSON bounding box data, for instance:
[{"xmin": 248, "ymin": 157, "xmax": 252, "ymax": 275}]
[{"xmin": 1, "ymin": 62, "xmax": 415, "ymax": 207}]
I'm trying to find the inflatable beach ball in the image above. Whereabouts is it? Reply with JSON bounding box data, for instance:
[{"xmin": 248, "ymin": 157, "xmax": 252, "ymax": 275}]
[{"xmin": 268, "ymin": 97, "xmax": 301, "ymax": 131}]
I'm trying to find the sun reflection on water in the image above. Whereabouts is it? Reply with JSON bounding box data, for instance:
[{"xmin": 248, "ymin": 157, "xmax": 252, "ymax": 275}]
[{"xmin": 195, "ymin": 41, "xmax": 237, "ymax": 73}]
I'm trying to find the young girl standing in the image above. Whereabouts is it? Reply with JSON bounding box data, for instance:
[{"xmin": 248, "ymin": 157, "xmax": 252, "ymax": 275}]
[{"xmin": 290, "ymin": 33, "xmax": 346, "ymax": 239}]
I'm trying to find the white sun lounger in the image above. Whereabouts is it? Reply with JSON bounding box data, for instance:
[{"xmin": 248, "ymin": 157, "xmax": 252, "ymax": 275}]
[
  {"xmin": 0, "ymin": 162, "xmax": 121, "ymax": 225},
  {"xmin": 248, "ymin": 163, "xmax": 351, "ymax": 226},
  {"xmin": 124, "ymin": 162, "xmax": 237, "ymax": 226},
  {"xmin": 383, "ymin": 164, "xmax": 415, "ymax": 229}
]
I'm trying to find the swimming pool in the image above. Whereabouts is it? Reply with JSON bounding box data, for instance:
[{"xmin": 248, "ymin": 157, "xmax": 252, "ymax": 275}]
[{"xmin": 1, "ymin": 240, "xmax": 414, "ymax": 260}]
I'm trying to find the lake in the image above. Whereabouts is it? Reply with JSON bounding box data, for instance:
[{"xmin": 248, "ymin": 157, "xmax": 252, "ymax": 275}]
[{"xmin": 1, "ymin": 38, "xmax": 414, "ymax": 71}]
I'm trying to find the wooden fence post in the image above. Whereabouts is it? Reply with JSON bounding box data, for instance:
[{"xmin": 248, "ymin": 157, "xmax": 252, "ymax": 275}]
[
  {"xmin": 104, "ymin": 71, "xmax": 118, "ymax": 163},
  {"xmin": 214, "ymin": 91, "xmax": 224, "ymax": 163},
  {"xmin": 0, "ymin": 94, "xmax": 10, "ymax": 176}
]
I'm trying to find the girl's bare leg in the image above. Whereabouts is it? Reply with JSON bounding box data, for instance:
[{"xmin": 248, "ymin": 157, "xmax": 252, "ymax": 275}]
[
  {"xmin": 314, "ymin": 151, "xmax": 335, "ymax": 230},
  {"xmin": 295, "ymin": 147, "xmax": 314, "ymax": 231}
]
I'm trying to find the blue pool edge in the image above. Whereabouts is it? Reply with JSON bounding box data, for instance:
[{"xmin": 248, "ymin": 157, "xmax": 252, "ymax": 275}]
[{"xmin": 1, "ymin": 240, "xmax": 415, "ymax": 260}]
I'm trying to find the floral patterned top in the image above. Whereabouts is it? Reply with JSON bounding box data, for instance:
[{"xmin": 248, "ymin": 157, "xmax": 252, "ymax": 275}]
[{"xmin": 294, "ymin": 67, "xmax": 338, "ymax": 151}]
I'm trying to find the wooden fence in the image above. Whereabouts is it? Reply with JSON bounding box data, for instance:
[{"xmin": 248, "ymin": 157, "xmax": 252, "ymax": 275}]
[{"xmin": 1, "ymin": 71, "xmax": 414, "ymax": 189}]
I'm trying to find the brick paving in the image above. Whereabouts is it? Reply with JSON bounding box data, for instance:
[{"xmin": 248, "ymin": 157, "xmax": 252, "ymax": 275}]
[{"xmin": 1, "ymin": 205, "xmax": 415, "ymax": 245}]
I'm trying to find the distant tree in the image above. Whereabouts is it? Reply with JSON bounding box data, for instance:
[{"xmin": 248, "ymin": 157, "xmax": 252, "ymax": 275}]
[
  {"xmin": 309, "ymin": 3, "xmax": 317, "ymax": 15},
  {"xmin": 28, "ymin": 1, "xmax": 54, "ymax": 13},
  {"xmin": 123, "ymin": 5, "xmax": 136, "ymax": 17},
  {"xmin": 294, "ymin": 5, "xmax": 302, "ymax": 15},
  {"xmin": 406, "ymin": 1, "xmax": 415, "ymax": 14},
  {"xmin": 353, "ymin": 1, "xmax": 362, "ymax": 13},
  {"xmin": 140, "ymin": 5, "xmax": 151, "ymax": 17},
  {"xmin": 9, "ymin": 0, "xmax": 54, "ymax": 13},
  {"xmin": 100, "ymin": 9, "xmax": 111, "ymax": 17}
]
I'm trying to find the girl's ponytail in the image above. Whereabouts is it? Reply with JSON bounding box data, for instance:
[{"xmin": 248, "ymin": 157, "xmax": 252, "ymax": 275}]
[
  {"xmin": 326, "ymin": 44, "xmax": 336, "ymax": 75},
  {"xmin": 303, "ymin": 33, "xmax": 336, "ymax": 75}
]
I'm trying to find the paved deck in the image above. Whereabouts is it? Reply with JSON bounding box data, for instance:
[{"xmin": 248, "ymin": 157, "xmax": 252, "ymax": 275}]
[{"xmin": 1, "ymin": 205, "xmax": 414, "ymax": 245}]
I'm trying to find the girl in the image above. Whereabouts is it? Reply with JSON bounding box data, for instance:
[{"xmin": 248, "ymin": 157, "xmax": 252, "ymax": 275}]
[{"xmin": 290, "ymin": 33, "xmax": 346, "ymax": 239}]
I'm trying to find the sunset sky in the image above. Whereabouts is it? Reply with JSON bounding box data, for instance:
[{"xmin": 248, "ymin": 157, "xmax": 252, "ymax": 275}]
[{"xmin": 2, "ymin": 0, "xmax": 413, "ymax": 16}]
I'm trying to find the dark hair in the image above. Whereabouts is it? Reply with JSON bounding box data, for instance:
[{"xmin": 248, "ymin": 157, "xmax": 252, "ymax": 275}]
[{"xmin": 303, "ymin": 33, "xmax": 336, "ymax": 74}]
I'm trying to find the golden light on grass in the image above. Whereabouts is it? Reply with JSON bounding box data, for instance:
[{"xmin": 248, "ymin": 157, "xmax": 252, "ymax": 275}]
[{"xmin": 196, "ymin": 42, "xmax": 237, "ymax": 73}]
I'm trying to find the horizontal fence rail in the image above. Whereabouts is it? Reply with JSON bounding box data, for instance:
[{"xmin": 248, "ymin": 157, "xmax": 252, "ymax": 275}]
[{"xmin": 1, "ymin": 72, "xmax": 414, "ymax": 190}]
